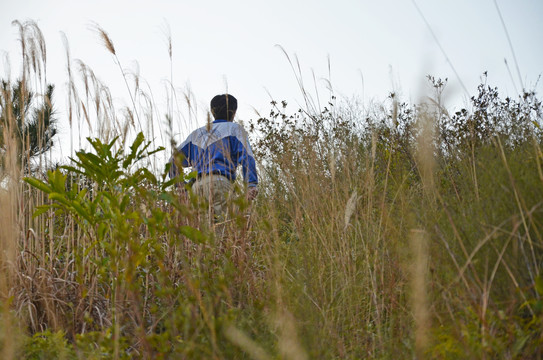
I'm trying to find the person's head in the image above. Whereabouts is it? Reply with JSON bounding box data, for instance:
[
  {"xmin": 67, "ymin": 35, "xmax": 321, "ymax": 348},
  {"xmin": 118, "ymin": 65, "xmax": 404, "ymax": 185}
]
[{"xmin": 210, "ymin": 94, "xmax": 237, "ymax": 121}]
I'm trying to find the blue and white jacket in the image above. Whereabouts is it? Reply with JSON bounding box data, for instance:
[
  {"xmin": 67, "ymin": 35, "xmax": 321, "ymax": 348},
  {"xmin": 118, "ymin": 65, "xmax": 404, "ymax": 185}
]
[{"xmin": 169, "ymin": 119, "xmax": 258, "ymax": 187}]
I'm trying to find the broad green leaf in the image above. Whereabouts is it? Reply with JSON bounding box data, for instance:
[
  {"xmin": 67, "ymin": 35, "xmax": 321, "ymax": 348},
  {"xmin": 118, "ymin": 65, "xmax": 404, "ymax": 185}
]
[
  {"xmin": 49, "ymin": 169, "xmax": 67, "ymax": 192},
  {"xmin": 77, "ymin": 151, "xmax": 102, "ymax": 166},
  {"xmin": 180, "ymin": 226, "xmax": 206, "ymax": 243},
  {"xmin": 136, "ymin": 140, "xmax": 152, "ymax": 159},
  {"xmin": 105, "ymin": 136, "xmax": 120, "ymax": 153},
  {"xmin": 147, "ymin": 146, "xmax": 164, "ymax": 156},
  {"xmin": 97, "ymin": 222, "xmax": 108, "ymax": 241},
  {"xmin": 126, "ymin": 211, "xmax": 140, "ymax": 221},
  {"xmin": 32, "ymin": 205, "xmax": 51, "ymax": 218},
  {"xmin": 83, "ymin": 240, "xmax": 100, "ymax": 257},
  {"xmin": 61, "ymin": 165, "xmax": 85, "ymax": 176},
  {"xmin": 76, "ymin": 188, "xmax": 88, "ymax": 201},
  {"xmin": 163, "ymin": 162, "xmax": 172, "ymax": 175},
  {"xmin": 159, "ymin": 192, "xmax": 175, "ymax": 203},
  {"xmin": 49, "ymin": 192, "xmax": 71, "ymax": 207},
  {"xmin": 186, "ymin": 171, "xmax": 197, "ymax": 180},
  {"xmin": 123, "ymin": 132, "xmax": 145, "ymax": 169},
  {"xmin": 72, "ymin": 201, "xmax": 94, "ymax": 224},
  {"xmin": 120, "ymin": 194, "xmax": 130, "ymax": 212},
  {"xmin": 101, "ymin": 191, "xmax": 119, "ymax": 208},
  {"xmin": 23, "ymin": 177, "xmax": 52, "ymax": 194},
  {"xmin": 161, "ymin": 178, "xmax": 178, "ymax": 189},
  {"xmin": 138, "ymin": 168, "xmax": 157, "ymax": 184}
]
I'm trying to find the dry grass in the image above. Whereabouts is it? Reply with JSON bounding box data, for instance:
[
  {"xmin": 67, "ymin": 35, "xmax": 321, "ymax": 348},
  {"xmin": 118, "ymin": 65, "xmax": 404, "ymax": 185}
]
[{"xmin": 0, "ymin": 112, "xmax": 19, "ymax": 360}]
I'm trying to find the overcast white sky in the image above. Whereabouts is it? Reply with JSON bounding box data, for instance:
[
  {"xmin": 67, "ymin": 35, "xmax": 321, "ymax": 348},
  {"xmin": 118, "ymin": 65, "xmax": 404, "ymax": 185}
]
[{"xmin": 1, "ymin": 0, "xmax": 542, "ymax": 158}]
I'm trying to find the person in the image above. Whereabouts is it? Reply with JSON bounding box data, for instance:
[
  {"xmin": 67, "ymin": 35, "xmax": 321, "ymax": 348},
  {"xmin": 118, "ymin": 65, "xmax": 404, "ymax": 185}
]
[{"xmin": 169, "ymin": 94, "xmax": 258, "ymax": 222}]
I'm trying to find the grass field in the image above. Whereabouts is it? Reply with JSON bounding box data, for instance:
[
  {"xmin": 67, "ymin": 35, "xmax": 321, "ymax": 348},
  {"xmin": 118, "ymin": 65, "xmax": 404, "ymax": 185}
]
[{"xmin": 1, "ymin": 21, "xmax": 542, "ymax": 359}]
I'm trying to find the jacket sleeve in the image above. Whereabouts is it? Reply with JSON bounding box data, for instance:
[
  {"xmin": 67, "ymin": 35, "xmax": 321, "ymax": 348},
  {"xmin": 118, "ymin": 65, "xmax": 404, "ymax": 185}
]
[
  {"xmin": 232, "ymin": 126, "xmax": 258, "ymax": 186},
  {"xmin": 168, "ymin": 142, "xmax": 191, "ymax": 179}
]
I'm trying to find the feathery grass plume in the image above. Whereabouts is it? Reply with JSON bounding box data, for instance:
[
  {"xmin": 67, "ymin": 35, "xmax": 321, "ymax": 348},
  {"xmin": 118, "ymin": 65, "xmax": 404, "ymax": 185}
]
[
  {"xmin": 416, "ymin": 107, "xmax": 436, "ymax": 197},
  {"xmin": 224, "ymin": 325, "xmax": 273, "ymax": 360},
  {"xmin": 328, "ymin": 148, "xmax": 336, "ymax": 183},
  {"xmin": 206, "ymin": 111, "xmax": 212, "ymax": 132},
  {"xmin": 76, "ymin": 60, "xmax": 91, "ymax": 102},
  {"xmin": 92, "ymin": 23, "xmax": 116, "ymax": 56},
  {"xmin": 275, "ymin": 309, "xmax": 309, "ymax": 360},
  {"xmin": 344, "ymin": 190, "xmax": 358, "ymax": 230},
  {"xmin": 122, "ymin": 108, "xmax": 133, "ymax": 144},
  {"xmin": 60, "ymin": 32, "xmax": 72, "ymax": 125},
  {"xmin": 91, "ymin": 23, "xmax": 143, "ymax": 134},
  {"xmin": 76, "ymin": 59, "xmax": 103, "ymax": 137},
  {"xmin": 61, "ymin": 31, "xmax": 78, "ymax": 157},
  {"xmin": 129, "ymin": 61, "xmax": 140, "ymax": 98},
  {"xmin": 99, "ymin": 85, "xmax": 115, "ymax": 141},
  {"xmin": 80, "ymin": 100, "xmax": 91, "ymax": 132},
  {"xmin": 409, "ymin": 98, "xmax": 436, "ymax": 358},
  {"xmin": 161, "ymin": 20, "xmax": 174, "ymax": 125},
  {"xmin": 12, "ymin": 20, "xmax": 47, "ymax": 83},
  {"xmin": 410, "ymin": 229, "xmax": 430, "ymax": 358}
]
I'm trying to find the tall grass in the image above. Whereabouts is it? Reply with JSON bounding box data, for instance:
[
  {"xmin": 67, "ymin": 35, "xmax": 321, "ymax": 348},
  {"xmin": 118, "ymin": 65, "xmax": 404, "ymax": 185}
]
[
  {"xmin": 245, "ymin": 78, "xmax": 543, "ymax": 358},
  {"xmin": 1, "ymin": 21, "xmax": 542, "ymax": 359}
]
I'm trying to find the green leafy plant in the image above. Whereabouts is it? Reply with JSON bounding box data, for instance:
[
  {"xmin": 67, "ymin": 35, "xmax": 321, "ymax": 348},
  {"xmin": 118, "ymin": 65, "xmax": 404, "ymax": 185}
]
[
  {"xmin": 21, "ymin": 132, "xmax": 253, "ymax": 358},
  {"xmin": 23, "ymin": 330, "xmax": 75, "ymax": 360}
]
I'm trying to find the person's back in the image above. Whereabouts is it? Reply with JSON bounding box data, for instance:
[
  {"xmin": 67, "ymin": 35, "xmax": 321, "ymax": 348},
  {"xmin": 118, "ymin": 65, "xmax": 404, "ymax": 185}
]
[{"xmin": 169, "ymin": 94, "xmax": 258, "ymax": 222}]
